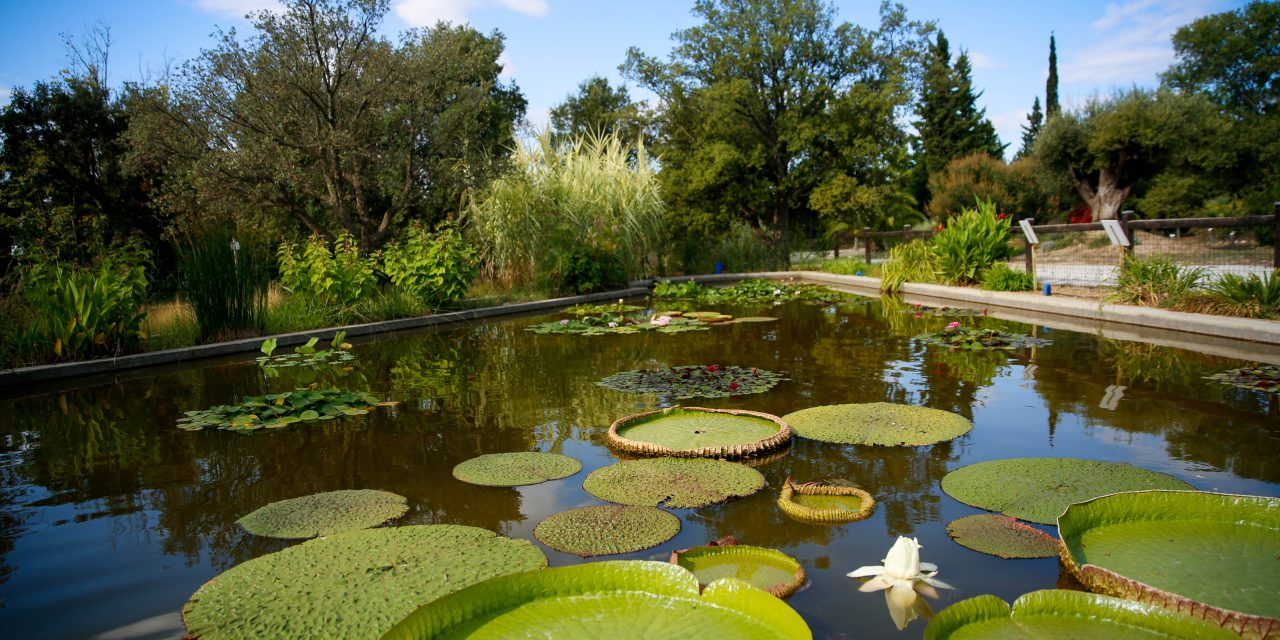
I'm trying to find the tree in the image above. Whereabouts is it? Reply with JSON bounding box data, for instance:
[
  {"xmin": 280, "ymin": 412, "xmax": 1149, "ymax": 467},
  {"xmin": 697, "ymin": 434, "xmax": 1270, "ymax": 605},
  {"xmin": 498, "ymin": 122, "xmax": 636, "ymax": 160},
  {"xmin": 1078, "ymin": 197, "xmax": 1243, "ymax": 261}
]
[
  {"xmin": 550, "ymin": 76, "xmax": 647, "ymax": 145},
  {"xmin": 1162, "ymin": 1, "xmax": 1279, "ymax": 116},
  {"xmin": 1035, "ymin": 89, "xmax": 1230, "ymax": 221},
  {"xmin": 1046, "ymin": 34, "xmax": 1059, "ymax": 117},
  {"xmin": 127, "ymin": 0, "xmax": 524, "ymax": 250},
  {"xmin": 623, "ymin": 0, "xmax": 932, "ymax": 263},
  {"xmin": 1018, "ymin": 97, "xmax": 1043, "ymax": 158}
]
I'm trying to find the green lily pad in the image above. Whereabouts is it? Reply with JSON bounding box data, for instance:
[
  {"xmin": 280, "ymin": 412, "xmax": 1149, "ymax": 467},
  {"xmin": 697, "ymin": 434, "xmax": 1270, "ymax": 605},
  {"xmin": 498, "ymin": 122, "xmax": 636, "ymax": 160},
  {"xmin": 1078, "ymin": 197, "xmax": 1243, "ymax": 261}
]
[
  {"xmin": 783, "ymin": 402, "xmax": 972, "ymax": 446},
  {"xmin": 452, "ymin": 452, "xmax": 582, "ymax": 487},
  {"xmin": 777, "ymin": 478, "xmax": 875, "ymax": 524},
  {"xmin": 583, "ymin": 458, "xmax": 766, "ymax": 508},
  {"xmin": 597, "ymin": 365, "xmax": 786, "ymax": 399},
  {"xmin": 1058, "ymin": 490, "xmax": 1280, "ymax": 638},
  {"xmin": 653, "ymin": 278, "xmax": 856, "ymax": 305},
  {"xmin": 945, "ymin": 514, "xmax": 1058, "ymax": 559},
  {"xmin": 1205, "ymin": 364, "xmax": 1280, "ymax": 394},
  {"xmin": 182, "ymin": 524, "xmax": 546, "ymax": 640},
  {"xmin": 607, "ymin": 407, "xmax": 792, "ymax": 458},
  {"xmin": 670, "ymin": 544, "xmax": 806, "ymax": 599},
  {"xmin": 236, "ymin": 489, "xmax": 408, "ymax": 539},
  {"xmin": 924, "ymin": 589, "xmax": 1239, "ymax": 640},
  {"xmin": 916, "ymin": 326, "xmax": 1050, "ymax": 350},
  {"xmin": 383, "ymin": 560, "xmax": 811, "ymax": 639},
  {"xmin": 175, "ymin": 387, "xmax": 394, "ymax": 433},
  {"xmin": 940, "ymin": 458, "xmax": 1195, "ymax": 525},
  {"xmin": 732, "ymin": 316, "xmax": 779, "ymax": 323},
  {"xmin": 533, "ymin": 505, "xmax": 680, "ymax": 557}
]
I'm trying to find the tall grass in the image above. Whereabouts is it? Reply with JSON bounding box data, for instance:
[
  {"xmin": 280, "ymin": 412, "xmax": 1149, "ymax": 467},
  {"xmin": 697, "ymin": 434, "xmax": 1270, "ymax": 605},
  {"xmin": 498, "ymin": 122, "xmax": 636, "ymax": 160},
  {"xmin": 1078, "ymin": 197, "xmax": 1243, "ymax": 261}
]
[
  {"xmin": 468, "ymin": 129, "xmax": 665, "ymax": 290},
  {"xmin": 1107, "ymin": 256, "xmax": 1205, "ymax": 307},
  {"xmin": 1174, "ymin": 271, "xmax": 1280, "ymax": 319},
  {"xmin": 176, "ymin": 226, "xmax": 270, "ymax": 341},
  {"xmin": 880, "ymin": 241, "xmax": 940, "ymax": 293}
]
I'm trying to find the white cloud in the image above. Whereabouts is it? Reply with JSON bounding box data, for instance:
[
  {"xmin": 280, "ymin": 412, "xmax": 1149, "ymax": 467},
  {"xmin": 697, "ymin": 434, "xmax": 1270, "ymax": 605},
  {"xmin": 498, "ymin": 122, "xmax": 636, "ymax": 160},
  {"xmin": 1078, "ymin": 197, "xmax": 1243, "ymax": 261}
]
[
  {"xmin": 968, "ymin": 51, "xmax": 998, "ymax": 70},
  {"xmin": 191, "ymin": 0, "xmax": 281, "ymax": 18},
  {"xmin": 1063, "ymin": 0, "xmax": 1218, "ymax": 85},
  {"xmin": 0, "ymin": 84, "xmax": 10, "ymax": 107},
  {"xmin": 392, "ymin": 0, "xmax": 548, "ymax": 27},
  {"xmin": 992, "ymin": 109, "xmax": 1028, "ymax": 158}
]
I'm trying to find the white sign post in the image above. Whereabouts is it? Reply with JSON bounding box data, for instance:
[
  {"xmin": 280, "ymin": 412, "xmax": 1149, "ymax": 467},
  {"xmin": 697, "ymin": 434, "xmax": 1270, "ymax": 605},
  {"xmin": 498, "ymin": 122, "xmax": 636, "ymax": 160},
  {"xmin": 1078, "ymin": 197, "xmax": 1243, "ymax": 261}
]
[{"xmin": 1100, "ymin": 220, "xmax": 1130, "ymax": 247}]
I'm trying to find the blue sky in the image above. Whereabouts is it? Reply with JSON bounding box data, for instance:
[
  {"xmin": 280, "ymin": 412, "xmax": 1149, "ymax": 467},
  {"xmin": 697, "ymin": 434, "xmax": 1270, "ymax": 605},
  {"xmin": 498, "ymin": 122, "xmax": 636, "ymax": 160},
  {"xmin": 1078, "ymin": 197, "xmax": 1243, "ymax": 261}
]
[{"xmin": 0, "ymin": 0, "xmax": 1243, "ymax": 157}]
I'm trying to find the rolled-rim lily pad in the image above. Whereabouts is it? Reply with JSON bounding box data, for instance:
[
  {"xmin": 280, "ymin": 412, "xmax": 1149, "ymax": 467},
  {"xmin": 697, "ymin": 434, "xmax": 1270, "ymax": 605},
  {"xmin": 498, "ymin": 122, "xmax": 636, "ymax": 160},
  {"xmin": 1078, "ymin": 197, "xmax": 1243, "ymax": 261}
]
[
  {"xmin": 452, "ymin": 452, "xmax": 582, "ymax": 487},
  {"xmin": 783, "ymin": 402, "xmax": 972, "ymax": 446},
  {"xmin": 607, "ymin": 406, "xmax": 792, "ymax": 459},
  {"xmin": 670, "ymin": 544, "xmax": 806, "ymax": 599},
  {"xmin": 182, "ymin": 524, "xmax": 546, "ymax": 640},
  {"xmin": 583, "ymin": 457, "xmax": 766, "ymax": 508},
  {"xmin": 597, "ymin": 365, "xmax": 786, "ymax": 399},
  {"xmin": 1057, "ymin": 490, "xmax": 1280, "ymax": 639},
  {"xmin": 236, "ymin": 489, "xmax": 408, "ymax": 539},
  {"xmin": 382, "ymin": 560, "xmax": 811, "ymax": 640},
  {"xmin": 924, "ymin": 589, "xmax": 1239, "ymax": 640},
  {"xmin": 940, "ymin": 458, "xmax": 1195, "ymax": 525},
  {"xmin": 534, "ymin": 505, "xmax": 680, "ymax": 557},
  {"xmin": 945, "ymin": 514, "xmax": 1058, "ymax": 559},
  {"xmin": 778, "ymin": 477, "xmax": 875, "ymax": 524}
]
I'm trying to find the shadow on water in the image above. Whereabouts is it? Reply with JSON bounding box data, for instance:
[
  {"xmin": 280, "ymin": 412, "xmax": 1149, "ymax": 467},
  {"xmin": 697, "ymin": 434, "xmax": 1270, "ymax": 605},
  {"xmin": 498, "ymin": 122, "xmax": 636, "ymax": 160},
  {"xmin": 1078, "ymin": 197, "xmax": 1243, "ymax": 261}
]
[{"xmin": 0, "ymin": 295, "xmax": 1277, "ymax": 638}]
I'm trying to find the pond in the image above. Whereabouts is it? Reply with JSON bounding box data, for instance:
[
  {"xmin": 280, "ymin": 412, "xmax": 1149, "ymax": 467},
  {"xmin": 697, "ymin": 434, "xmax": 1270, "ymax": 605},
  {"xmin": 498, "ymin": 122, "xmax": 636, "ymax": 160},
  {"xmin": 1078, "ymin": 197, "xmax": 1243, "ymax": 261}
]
[{"xmin": 1, "ymin": 294, "xmax": 1277, "ymax": 639}]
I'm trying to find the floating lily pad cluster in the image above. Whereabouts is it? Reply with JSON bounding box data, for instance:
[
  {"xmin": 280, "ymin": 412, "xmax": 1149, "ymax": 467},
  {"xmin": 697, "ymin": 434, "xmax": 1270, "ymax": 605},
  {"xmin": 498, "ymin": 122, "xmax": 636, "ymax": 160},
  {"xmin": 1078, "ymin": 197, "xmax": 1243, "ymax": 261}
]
[
  {"xmin": 916, "ymin": 325, "xmax": 1051, "ymax": 350},
  {"xmin": 783, "ymin": 402, "xmax": 972, "ymax": 446},
  {"xmin": 182, "ymin": 524, "xmax": 547, "ymax": 639},
  {"xmin": 533, "ymin": 505, "xmax": 681, "ymax": 557},
  {"xmin": 903, "ymin": 304, "xmax": 984, "ymax": 318},
  {"xmin": 177, "ymin": 388, "xmax": 394, "ymax": 432},
  {"xmin": 671, "ymin": 543, "xmax": 806, "ymax": 599},
  {"xmin": 944, "ymin": 514, "xmax": 1057, "ymax": 559},
  {"xmin": 526, "ymin": 313, "xmax": 709, "ymax": 336},
  {"xmin": 584, "ymin": 457, "xmax": 766, "ymax": 508},
  {"xmin": 597, "ymin": 365, "xmax": 786, "ymax": 399},
  {"xmin": 237, "ymin": 489, "xmax": 409, "ymax": 539},
  {"xmin": 452, "ymin": 452, "xmax": 582, "ymax": 487},
  {"xmin": 565, "ymin": 302, "xmax": 645, "ymax": 316},
  {"xmin": 653, "ymin": 278, "xmax": 857, "ymax": 305},
  {"xmin": 1205, "ymin": 364, "xmax": 1280, "ymax": 394},
  {"xmin": 607, "ymin": 407, "xmax": 792, "ymax": 459}
]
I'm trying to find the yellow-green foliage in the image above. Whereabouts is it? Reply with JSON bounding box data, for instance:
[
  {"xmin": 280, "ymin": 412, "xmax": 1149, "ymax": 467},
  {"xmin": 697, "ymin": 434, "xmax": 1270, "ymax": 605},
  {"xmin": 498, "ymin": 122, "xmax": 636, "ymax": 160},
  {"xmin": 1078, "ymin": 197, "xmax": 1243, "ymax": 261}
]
[{"xmin": 879, "ymin": 240, "xmax": 939, "ymax": 293}]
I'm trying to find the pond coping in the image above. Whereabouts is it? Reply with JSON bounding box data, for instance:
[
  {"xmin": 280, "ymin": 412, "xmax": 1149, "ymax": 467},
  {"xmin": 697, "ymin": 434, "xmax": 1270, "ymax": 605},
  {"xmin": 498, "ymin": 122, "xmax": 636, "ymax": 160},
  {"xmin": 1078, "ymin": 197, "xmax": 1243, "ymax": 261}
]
[{"xmin": 0, "ymin": 285, "xmax": 652, "ymax": 389}]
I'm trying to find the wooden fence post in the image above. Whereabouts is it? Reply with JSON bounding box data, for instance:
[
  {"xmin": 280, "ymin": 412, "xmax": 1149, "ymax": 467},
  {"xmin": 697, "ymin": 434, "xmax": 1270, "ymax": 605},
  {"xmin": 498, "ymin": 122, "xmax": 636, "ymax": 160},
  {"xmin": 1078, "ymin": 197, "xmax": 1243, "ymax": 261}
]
[
  {"xmin": 864, "ymin": 227, "xmax": 872, "ymax": 264},
  {"xmin": 1120, "ymin": 210, "xmax": 1135, "ymax": 258},
  {"xmin": 903, "ymin": 225, "xmax": 912, "ymax": 244}
]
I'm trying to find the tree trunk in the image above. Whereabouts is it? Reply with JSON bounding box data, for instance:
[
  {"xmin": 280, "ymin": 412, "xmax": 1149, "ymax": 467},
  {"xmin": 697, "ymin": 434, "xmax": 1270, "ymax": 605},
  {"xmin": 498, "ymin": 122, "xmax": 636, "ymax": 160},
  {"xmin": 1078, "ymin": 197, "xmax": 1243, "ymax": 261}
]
[{"xmin": 1070, "ymin": 166, "xmax": 1131, "ymax": 222}]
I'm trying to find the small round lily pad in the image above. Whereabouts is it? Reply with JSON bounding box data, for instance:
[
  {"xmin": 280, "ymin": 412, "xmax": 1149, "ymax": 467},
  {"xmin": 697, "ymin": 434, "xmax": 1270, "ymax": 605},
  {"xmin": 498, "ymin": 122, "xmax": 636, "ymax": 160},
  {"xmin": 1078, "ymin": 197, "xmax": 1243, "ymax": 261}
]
[
  {"xmin": 783, "ymin": 402, "xmax": 972, "ymax": 446},
  {"xmin": 236, "ymin": 489, "xmax": 408, "ymax": 539},
  {"xmin": 452, "ymin": 452, "xmax": 582, "ymax": 487},
  {"xmin": 583, "ymin": 457, "xmax": 766, "ymax": 508},
  {"xmin": 671, "ymin": 544, "xmax": 806, "ymax": 598},
  {"xmin": 607, "ymin": 407, "xmax": 792, "ymax": 459},
  {"xmin": 945, "ymin": 514, "xmax": 1058, "ymax": 559},
  {"xmin": 533, "ymin": 505, "xmax": 680, "ymax": 557},
  {"xmin": 940, "ymin": 458, "xmax": 1195, "ymax": 525},
  {"xmin": 597, "ymin": 365, "xmax": 786, "ymax": 399},
  {"xmin": 182, "ymin": 524, "xmax": 547, "ymax": 639}
]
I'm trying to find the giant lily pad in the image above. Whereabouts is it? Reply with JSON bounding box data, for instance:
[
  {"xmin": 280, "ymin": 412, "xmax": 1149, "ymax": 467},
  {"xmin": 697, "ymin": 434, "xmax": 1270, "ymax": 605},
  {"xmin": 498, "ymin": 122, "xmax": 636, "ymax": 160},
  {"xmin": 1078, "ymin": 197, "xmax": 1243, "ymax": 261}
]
[
  {"xmin": 597, "ymin": 365, "xmax": 786, "ymax": 399},
  {"xmin": 670, "ymin": 544, "xmax": 806, "ymax": 599},
  {"xmin": 237, "ymin": 489, "xmax": 408, "ymax": 539},
  {"xmin": 583, "ymin": 457, "xmax": 766, "ymax": 508},
  {"xmin": 182, "ymin": 524, "xmax": 546, "ymax": 640},
  {"xmin": 533, "ymin": 505, "xmax": 680, "ymax": 557},
  {"xmin": 783, "ymin": 402, "xmax": 972, "ymax": 446},
  {"xmin": 777, "ymin": 478, "xmax": 875, "ymax": 524},
  {"xmin": 383, "ymin": 560, "xmax": 811, "ymax": 639},
  {"xmin": 176, "ymin": 388, "xmax": 395, "ymax": 432},
  {"xmin": 940, "ymin": 458, "xmax": 1195, "ymax": 525},
  {"xmin": 1058, "ymin": 490, "xmax": 1280, "ymax": 639},
  {"xmin": 607, "ymin": 407, "xmax": 792, "ymax": 459},
  {"xmin": 945, "ymin": 514, "xmax": 1058, "ymax": 559},
  {"xmin": 924, "ymin": 589, "xmax": 1239, "ymax": 640},
  {"xmin": 1205, "ymin": 364, "xmax": 1280, "ymax": 394},
  {"xmin": 452, "ymin": 452, "xmax": 582, "ymax": 487}
]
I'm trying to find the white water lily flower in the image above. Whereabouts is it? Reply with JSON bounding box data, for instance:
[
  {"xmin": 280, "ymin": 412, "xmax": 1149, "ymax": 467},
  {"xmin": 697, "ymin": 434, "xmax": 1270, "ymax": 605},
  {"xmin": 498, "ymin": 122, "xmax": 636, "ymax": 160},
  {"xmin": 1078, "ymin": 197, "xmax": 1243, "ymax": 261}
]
[{"xmin": 849, "ymin": 536, "xmax": 952, "ymax": 601}]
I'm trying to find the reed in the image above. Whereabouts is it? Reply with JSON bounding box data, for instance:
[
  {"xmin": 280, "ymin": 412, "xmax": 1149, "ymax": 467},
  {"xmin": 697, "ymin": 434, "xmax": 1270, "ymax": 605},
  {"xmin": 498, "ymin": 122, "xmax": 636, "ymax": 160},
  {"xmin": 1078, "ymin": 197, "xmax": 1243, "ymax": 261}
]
[{"xmin": 176, "ymin": 226, "xmax": 270, "ymax": 342}]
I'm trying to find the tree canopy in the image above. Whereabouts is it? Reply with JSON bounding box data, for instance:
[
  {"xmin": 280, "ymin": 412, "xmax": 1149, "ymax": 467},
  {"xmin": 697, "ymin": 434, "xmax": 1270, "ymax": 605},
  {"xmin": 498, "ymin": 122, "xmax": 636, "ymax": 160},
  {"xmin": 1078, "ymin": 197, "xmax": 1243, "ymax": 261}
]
[
  {"xmin": 550, "ymin": 76, "xmax": 648, "ymax": 145},
  {"xmin": 1162, "ymin": 0, "xmax": 1279, "ymax": 117}
]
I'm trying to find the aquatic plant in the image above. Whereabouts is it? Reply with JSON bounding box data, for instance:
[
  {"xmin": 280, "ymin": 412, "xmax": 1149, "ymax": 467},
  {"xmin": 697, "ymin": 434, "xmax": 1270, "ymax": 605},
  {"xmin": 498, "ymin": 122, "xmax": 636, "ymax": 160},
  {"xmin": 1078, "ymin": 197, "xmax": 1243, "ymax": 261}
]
[
  {"xmin": 670, "ymin": 543, "xmax": 806, "ymax": 599},
  {"xmin": 176, "ymin": 388, "xmax": 395, "ymax": 432},
  {"xmin": 1205, "ymin": 364, "xmax": 1280, "ymax": 394},
  {"xmin": 652, "ymin": 278, "xmax": 857, "ymax": 305},
  {"xmin": 533, "ymin": 505, "xmax": 680, "ymax": 557},
  {"xmin": 597, "ymin": 365, "xmax": 786, "ymax": 399},
  {"xmin": 778, "ymin": 478, "xmax": 876, "ymax": 524},
  {"xmin": 849, "ymin": 536, "xmax": 952, "ymax": 631},
  {"xmin": 783, "ymin": 402, "xmax": 972, "ymax": 446},
  {"xmin": 607, "ymin": 407, "xmax": 792, "ymax": 459},
  {"xmin": 236, "ymin": 489, "xmax": 408, "ymax": 539},
  {"xmin": 256, "ymin": 332, "xmax": 354, "ymax": 374},
  {"xmin": 944, "ymin": 514, "xmax": 1057, "ymax": 559},
  {"xmin": 916, "ymin": 324, "xmax": 1050, "ymax": 350},
  {"xmin": 583, "ymin": 457, "xmax": 766, "ymax": 508},
  {"xmin": 526, "ymin": 313, "xmax": 708, "ymax": 335},
  {"xmin": 452, "ymin": 452, "xmax": 582, "ymax": 487}
]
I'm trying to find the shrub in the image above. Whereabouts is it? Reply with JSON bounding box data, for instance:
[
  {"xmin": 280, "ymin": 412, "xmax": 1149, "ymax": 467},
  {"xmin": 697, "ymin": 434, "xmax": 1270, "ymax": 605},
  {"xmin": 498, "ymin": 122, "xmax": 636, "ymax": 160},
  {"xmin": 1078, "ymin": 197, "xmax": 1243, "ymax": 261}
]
[
  {"xmin": 1174, "ymin": 270, "xmax": 1280, "ymax": 319},
  {"xmin": 278, "ymin": 233, "xmax": 378, "ymax": 307},
  {"xmin": 176, "ymin": 226, "xmax": 270, "ymax": 341},
  {"xmin": 550, "ymin": 243, "xmax": 627, "ymax": 294},
  {"xmin": 819, "ymin": 258, "xmax": 874, "ymax": 276},
  {"xmin": 931, "ymin": 199, "xmax": 1015, "ymax": 285},
  {"xmin": 1107, "ymin": 255, "xmax": 1205, "ymax": 307},
  {"xmin": 382, "ymin": 222, "xmax": 477, "ymax": 308},
  {"xmin": 20, "ymin": 252, "xmax": 149, "ymax": 360},
  {"xmin": 710, "ymin": 221, "xmax": 776, "ymax": 273},
  {"xmin": 980, "ymin": 263, "xmax": 1036, "ymax": 292},
  {"xmin": 880, "ymin": 240, "xmax": 939, "ymax": 293}
]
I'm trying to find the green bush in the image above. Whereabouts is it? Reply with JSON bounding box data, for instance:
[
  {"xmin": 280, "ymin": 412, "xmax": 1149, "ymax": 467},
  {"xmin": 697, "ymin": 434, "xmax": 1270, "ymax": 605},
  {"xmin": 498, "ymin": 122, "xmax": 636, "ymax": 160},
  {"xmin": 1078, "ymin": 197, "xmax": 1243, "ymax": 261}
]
[
  {"xmin": 1174, "ymin": 270, "xmax": 1280, "ymax": 319},
  {"xmin": 176, "ymin": 226, "xmax": 270, "ymax": 341},
  {"xmin": 879, "ymin": 240, "xmax": 940, "ymax": 293},
  {"xmin": 382, "ymin": 223, "xmax": 477, "ymax": 308},
  {"xmin": 980, "ymin": 263, "xmax": 1036, "ymax": 292},
  {"xmin": 1107, "ymin": 255, "xmax": 1205, "ymax": 307},
  {"xmin": 931, "ymin": 199, "xmax": 1014, "ymax": 285},
  {"xmin": 278, "ymin": 233, "xmax": 378, "ymax": 307},
  {"xmin": 20, "ymin": 252, "xmax": 149, "ymax": 361},
  {"xmin": 549, "ymin": 243, "xmax": 627, "ymax": 294}
]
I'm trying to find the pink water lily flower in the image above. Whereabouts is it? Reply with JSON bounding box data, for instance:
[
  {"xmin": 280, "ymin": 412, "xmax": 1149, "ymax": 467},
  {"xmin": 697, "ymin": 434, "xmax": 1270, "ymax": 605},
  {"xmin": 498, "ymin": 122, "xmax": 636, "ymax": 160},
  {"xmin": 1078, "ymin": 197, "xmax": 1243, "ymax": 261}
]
[
  {"xmin": 650, "ymin": 315, "xmax": 672, "ymax": 327},
  {"xmin": 560, "ymin": 319, "xmax": 570, "ymax": 326},
  {"xmin": 946, "ymin": 321, "xmax": 961, "ymax": 330}
]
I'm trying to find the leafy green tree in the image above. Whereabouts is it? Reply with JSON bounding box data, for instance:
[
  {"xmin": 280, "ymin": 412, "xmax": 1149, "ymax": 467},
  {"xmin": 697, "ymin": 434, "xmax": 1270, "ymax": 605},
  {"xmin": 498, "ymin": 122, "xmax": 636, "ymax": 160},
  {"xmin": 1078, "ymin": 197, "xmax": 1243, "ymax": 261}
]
[
  {"xmin": 550, "ymin": 76, "xmax": 647, "ymax": 145},
  {"xmin": 1018, "ymin": 97, "xmax": 1043, "ymax": 159},
  {"xmin": 1046, "ymin": 34, "xmax": 1059, "ymax": 117},
  {"xmin": 127, "ymin": 0, "xmax": 524, "ymax": 250},
  {"xmin": 623, "ymin": 0, "xmax": 932, "ymax": 264},
  {"xmin": 1035, "ymin": 88, "xmax": 1230, "ymax": 221}
]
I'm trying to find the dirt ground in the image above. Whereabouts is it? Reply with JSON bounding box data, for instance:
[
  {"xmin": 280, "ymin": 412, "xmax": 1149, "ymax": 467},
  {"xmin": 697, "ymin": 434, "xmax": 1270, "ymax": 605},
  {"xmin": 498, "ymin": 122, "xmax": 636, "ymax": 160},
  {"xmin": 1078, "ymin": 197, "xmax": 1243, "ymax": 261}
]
[{"xmin": 1036, "ymin": 229, "xmax": 1272, "ymax": 266}]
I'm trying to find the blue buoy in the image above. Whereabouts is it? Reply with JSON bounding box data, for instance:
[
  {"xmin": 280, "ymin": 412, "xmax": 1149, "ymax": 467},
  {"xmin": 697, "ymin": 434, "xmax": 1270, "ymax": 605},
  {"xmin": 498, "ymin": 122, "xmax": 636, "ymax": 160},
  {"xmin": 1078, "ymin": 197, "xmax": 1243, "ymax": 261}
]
[
  {"xmin": 855, "ymin": 271, "xmax": 864, "ymax": 277},
  {"xmin": 1043, "ymin": 282, "xmax": 1052, "ymax": 296},
  {"xmin": 714, "ymin": 261, "xmax": 725, "ymax": 275}
]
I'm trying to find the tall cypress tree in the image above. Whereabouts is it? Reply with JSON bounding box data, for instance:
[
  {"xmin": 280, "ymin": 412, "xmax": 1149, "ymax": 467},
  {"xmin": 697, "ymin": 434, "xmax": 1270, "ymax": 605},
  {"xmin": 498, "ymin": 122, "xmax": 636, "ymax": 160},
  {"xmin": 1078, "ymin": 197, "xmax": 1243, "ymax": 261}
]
[
  {"xmin": 1019, "ymin": 97, "xmax": 1044, "ymax": 158},
  {"xmin": 1046, "ymin": 33, "xmax": 1060, "ymax": 116}
]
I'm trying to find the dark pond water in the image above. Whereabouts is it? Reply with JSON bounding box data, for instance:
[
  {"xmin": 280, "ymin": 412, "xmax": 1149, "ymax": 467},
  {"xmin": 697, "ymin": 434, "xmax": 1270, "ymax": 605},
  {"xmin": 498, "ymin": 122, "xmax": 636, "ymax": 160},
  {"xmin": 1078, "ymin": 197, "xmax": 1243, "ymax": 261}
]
[{"xmin": 1, "ymin": 295, "xmax": 1278, "ymax": 639}]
